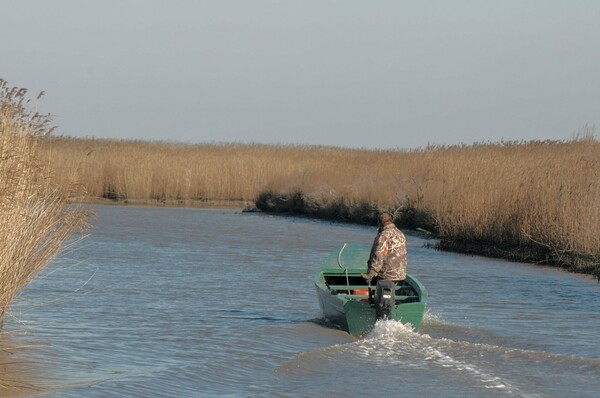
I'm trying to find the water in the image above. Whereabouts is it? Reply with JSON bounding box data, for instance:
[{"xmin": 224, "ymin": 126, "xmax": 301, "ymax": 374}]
[{"xmin": 3, "ymin": 206, "xmax": 600, "ymax": 397}]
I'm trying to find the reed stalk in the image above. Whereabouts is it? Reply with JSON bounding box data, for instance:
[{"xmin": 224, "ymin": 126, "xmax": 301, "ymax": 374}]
[{"xmin": 0, "ymin": 79, "xmax": 89, "ymax": 324}]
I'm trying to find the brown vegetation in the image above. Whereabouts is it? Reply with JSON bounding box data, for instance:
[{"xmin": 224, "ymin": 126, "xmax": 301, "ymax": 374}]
[
  {"xmin": 255, "ymin": 136, "xmax": 600, "ymax": 277},
  {"xmin": 0, "ymin": 80, "xmax": 89, "ymax": 325},
  {"xmin": 39, "ymin": 132, "xmax": 600, "ymax": 278},
  {"xmin": 40, "ymin": 137, "xmax": 306, "ymax": 204}
]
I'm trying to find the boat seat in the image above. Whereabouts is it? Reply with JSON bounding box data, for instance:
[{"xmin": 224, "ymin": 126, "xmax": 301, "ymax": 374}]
[
  {"xmin": 328, "ymin": 284, "xmax": 413, "ymax": 292},
  {"xmin": 338, "ymin": 294, "xmax": 419, "ymax": 303},
  {"xmin": 327, "ymin": 285, "xmax": 373, "ymax": 291}
]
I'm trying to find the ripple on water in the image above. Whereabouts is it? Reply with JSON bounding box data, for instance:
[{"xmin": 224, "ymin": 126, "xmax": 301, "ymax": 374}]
[{"xmin": 5, "ymin": 207, "xmax": 600, "ymax": 397}]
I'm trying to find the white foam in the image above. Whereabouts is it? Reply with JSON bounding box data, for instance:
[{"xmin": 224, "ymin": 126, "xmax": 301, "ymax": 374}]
[
  {"xmin": 365, "ymin": 319, "xmax": 418, "ymax": 339},
  {"xmin": 422, "ymin": 308, "xmax": 445, "ymax": 324},
  {"xmin": 358, "ymin": 319, "xmax": 514, "ymax": 393}
]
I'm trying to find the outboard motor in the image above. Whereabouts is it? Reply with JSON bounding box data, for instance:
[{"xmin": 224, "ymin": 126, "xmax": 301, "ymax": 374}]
[{"xmin": 375, "ymin": 280, "xmax": 396, "ymax": 320}]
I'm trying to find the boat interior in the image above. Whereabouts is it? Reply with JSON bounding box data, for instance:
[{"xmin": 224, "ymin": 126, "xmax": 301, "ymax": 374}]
[{"xmin": 323, "ymin": 274, "xmax": 420, "ymax": 303}]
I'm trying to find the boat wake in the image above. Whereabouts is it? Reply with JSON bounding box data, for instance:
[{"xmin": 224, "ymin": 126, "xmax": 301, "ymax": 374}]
[
  {"xmin": 360, "ymin": 320, "xmax": 515, "ymax": 392},
  {"xmin": 276, "ymin": 316, "xmax": 600, "ymax": 397}
]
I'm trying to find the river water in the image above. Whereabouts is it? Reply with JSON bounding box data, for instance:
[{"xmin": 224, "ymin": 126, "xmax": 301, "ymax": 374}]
[{"xmin": 3, "ymin": 206, "xmax": 600, "ymax": 397}]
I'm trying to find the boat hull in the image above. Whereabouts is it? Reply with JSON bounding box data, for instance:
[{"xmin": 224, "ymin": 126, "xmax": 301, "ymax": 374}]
[
  {"xmin": 315, "ymin": 244, "xmax": 428, "ymax": 335},
  {"xmin": 316, "ymin": 281, "xmax": 426, "ymax": 335}
]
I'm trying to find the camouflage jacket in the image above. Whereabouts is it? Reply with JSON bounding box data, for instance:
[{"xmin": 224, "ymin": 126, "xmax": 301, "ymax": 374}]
[{"xmin": 366, "ymin": 223, "xmax": 407, "ymax": 281}]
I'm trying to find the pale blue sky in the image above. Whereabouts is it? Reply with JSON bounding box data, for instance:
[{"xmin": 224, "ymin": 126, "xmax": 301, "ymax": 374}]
[{"xmin": 2, "ymin": 1, "xmax": 599, "ymax": 149}]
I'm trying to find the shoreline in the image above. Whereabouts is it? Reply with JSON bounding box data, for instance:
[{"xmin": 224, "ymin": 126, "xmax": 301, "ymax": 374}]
[
  {"xmin": 252, "ymin": 191, "xmax": 600, "ymax": 281},
  {"xmin": 67, "ymin": 197, "xmax": 251, "ymax": 210},
  {"xmin": 67, "ymin": 195, "xmax": 600, "ymax": 281}
]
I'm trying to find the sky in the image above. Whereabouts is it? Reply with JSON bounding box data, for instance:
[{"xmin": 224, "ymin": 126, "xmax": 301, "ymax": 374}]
[{"xmin": 2, "ymin": 1, "xmax": 599, "ymax": 150}]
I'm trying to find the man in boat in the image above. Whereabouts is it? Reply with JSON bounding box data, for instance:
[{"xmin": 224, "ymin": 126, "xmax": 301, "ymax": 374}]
[
  {"xmin": 361, "ymin": 212, "xmax": 407, "ymax": 284},
  {"xmin": 361, "ymin": 212, "xmax": 407, "ymax": 318}
]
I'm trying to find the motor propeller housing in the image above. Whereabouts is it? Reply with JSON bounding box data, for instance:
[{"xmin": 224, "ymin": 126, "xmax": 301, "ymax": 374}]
[{"xmin": 374, "ymin": 280, "xmax": 396, "ymax": 320}]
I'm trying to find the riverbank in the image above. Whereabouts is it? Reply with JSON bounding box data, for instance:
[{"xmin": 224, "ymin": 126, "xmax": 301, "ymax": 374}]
[
  {"xmin": 76, "ymin": 190, "xmax": 600, "ymax": 281},
  {"xmin": 68, "ymin": 196, "xmax": 251, "ymax": 210},
  {"xmin": 253, "ymin": 190, "xmax": 600, "ymax": 281},
  {"xmin": 40, "ymin": 135, "xmax": 600, "ymax": 279}
]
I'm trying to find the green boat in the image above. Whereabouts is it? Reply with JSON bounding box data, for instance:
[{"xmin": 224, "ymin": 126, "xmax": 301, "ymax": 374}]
[{"xmin": 315, "ymin": 243, "xmax": 428, "ymax": 336}]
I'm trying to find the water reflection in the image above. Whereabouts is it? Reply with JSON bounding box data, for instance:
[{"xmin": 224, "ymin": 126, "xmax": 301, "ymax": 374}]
[{"xmin": 0, "ymin": 331, "xmax": 47, "ymax": 396}]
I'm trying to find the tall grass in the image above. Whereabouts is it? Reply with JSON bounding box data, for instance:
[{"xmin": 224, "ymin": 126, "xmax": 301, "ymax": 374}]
[
  {"xmin": 0, "ymin": 80, "xmax": 88, "ymax": 324},
  {"xmin": 40, "ymin": 138, "xmax": 359, "ymax": 204},
  {"xmin": 40, "ymin": 133, "xmax": 600, "ymax": 276}
]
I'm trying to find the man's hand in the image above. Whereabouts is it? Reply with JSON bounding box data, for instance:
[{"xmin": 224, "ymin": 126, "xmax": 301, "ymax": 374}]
[{"xmin": 361, "ymin": 273, "xmax": 372, "ymax": 284}]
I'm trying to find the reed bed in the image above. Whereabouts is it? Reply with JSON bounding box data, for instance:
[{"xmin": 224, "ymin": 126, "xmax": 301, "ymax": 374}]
[
  {"xmin": 40, "ymin": 137, "xmax": 355, "ymax": 204},
  {"xmin": 0, "ymin": 80, "xmax": 88, "ymax": 324},
  {"xmin": 40, "ymin": 133, "xmax": 600, "ymax": 277}
]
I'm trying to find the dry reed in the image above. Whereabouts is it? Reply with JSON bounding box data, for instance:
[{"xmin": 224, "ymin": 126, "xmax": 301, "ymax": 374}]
[
  {"xmin": 0, "ymin": 80, "xmax": 89, "ymax": 324},
  {"xmin": 40, "ymin": 131, "xmax": 600, "ymax": 276}
]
